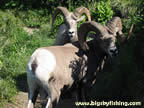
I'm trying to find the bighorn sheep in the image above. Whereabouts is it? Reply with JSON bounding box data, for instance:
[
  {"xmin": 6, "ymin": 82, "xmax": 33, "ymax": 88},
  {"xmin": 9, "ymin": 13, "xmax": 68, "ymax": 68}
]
[
  {"xmin": 27, "ymin": 17, "xmax": 131, "ymax": 108},
  {"xmin": 52, "ymin": 6, "xmax": 91, "ymax": 45},
  {"xmin": 87, "ymin": 16, "xmax": 133, "ymax": 72}
]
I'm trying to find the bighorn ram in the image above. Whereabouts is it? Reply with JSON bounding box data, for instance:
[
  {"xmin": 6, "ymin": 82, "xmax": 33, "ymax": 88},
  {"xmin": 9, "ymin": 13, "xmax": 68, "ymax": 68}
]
[
  {"xmin": 27, "ymin": 18, "xmax": 132, "ymax": 108},
  {"xmin": 87, "ymin": 16, "xmax": 133, "ymax": 73},
  {"xmin": 52, "ymin": 6, "xmax": 91, "ymax": 45}
]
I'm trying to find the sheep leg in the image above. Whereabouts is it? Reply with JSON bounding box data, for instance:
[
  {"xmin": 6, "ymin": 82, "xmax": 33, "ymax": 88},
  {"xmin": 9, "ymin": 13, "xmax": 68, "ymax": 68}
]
[
  {"xmin": 73, "ymin": 88, "xmax": 87, "ymax": 108},
  {"xmin": 27, "ymin": 99, "xmax": 32, "ymax": 108},
  {"xmin": 45, "ymin": 84, "xmax": 61, "ymax": 108},
  {"xmin": 45, "ymin": 97, "xmax": 52, "ymax": 108},
  {"xmin": 43, "ymin": 87, "xmax": 52, "ymax": 108},
  {"xmin": 51, "ymin": 89, "xmax": 61, "ymax": 108},
  {"xmin": 73, "ymin": 91, "xmax": 79, "ymax": 108},
  {"xmin": 74, "ymin": 91, "xmax": 79, "ymax": 102},
  {"xmin": 81, "ymin": 88, "xmax": 87, "ymax": 108},
  {"xmin": 27, "ymin": 75, "xmax": 38, "ymax": 108},
  {"xmin": 27, "ymin": 86, "xmax": 39, "ymax": 108}
]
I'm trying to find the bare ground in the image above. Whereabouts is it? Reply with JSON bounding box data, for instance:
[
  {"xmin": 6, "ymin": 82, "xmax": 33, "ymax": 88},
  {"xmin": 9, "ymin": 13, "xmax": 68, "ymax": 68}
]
[
  {"xmin": 3, "ymin": 92, "xmax": 29, "ymax": 108},
  {"xmin": 3, "ymin": 91, "xmax": 77, "ymax": 108},
  {"xmin": 23, "ymin": 27, "xmax": 39, "ymax": 35}
]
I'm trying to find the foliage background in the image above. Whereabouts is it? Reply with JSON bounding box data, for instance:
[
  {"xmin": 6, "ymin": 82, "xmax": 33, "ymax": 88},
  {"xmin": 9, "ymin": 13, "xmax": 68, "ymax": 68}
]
[{"xmin": 0, "ymin": 0, "xmax": 144, "ymax": 107}]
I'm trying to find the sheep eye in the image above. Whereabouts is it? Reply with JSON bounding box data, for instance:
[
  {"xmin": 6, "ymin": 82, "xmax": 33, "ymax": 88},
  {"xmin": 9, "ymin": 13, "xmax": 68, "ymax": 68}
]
[
  {"xmin": 104, "ymin": 37, "xmax": 112, "ymax": 43},
  {"xmin": 103, "ymin": 37, "xmax": 113, "ymax": 46}
]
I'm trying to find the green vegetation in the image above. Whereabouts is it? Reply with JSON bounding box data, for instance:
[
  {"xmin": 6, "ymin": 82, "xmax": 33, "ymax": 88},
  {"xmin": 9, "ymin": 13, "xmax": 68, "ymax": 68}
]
[
  {"xmin": 0, "ymin": 9, "xmax": 55, "ymax": 105},
  {"xmin": 90, "ymin": 0, "xmax": 114, "ymax": 25},
  {"xmin": 0, "ymin": 0, "xmax": 144, "ymax": 107}
]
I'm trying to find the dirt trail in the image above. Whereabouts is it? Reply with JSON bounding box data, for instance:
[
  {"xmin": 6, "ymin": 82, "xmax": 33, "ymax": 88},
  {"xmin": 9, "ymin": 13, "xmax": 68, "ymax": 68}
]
[
  {"xmin": 3, "ymin": 92, "xmax": 28, "ymax": 108},
  {"xmin": 23, "ymin": 27, "xmax": 39, "ymax": 35},
  {"xmin": 3, "ymin": 91, "xmax": 77, "ymax": 108}
]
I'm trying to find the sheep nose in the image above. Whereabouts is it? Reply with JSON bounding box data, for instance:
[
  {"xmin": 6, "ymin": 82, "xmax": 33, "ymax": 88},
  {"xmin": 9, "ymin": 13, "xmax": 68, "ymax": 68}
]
[
  {"xmin": 110, "ymin": 48, "xmax": 118, "ymax": 53},
  {"xmin": 109, "ymin": 47, "xmax": 119, "ymax": 57},
  {"xmin": 68, "ymin": 31, "xmax": 74, "ymax": 35}
]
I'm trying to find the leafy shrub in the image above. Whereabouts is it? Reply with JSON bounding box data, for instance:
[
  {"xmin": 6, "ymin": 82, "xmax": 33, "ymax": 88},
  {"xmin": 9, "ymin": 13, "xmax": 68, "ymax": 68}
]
[
  {"xmin": 0, "ymin": 10, "xmax": 23, "ymax": 35},
  {"xmin": 0, "ymin": 0, "xmax": 20, "ymax": 9},
  {"xmin": 0, "ymin": 79, "xmax": 17, "ymax": 102},
  {"xmin": 111, "ymin": 0, "xmax": 144, "ymax": 18},
  {"xmin": 90, "ymin": 0, "xmax": 113, "ymax": 25},
  {"xmin": 132, "ymin": 15, "xmax": 144, "ymax": 34},
  {"xmin": 17, "ymin": 9, "xmax": 49, "ymax": 27}
]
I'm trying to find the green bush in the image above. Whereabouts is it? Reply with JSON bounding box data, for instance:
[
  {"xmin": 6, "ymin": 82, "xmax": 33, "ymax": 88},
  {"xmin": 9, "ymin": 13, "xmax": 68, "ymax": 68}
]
[
  {"xmin": 111, "ymin": 0, "xmax": 144, "ymax": 17},
  {"xmin": 16, "ymin": 9, "xmax": 49, "ymax": 27},
  {"xmin": 0, "ymin": 79, "xmax": 17, "ymax": 102},
  {"xmin": 90, "ymin": 0, "xmax": 113, "ymax": 25},
  {"xmin": 0, "ymin": 10, "xmax": 23, "ymax": 35}
]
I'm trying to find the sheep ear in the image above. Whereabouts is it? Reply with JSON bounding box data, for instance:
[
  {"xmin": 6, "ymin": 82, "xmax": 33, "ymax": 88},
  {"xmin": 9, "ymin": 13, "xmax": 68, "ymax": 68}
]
[{"xmin": 76, "ymin": 15, "xmax": 85, "ymax": 22}]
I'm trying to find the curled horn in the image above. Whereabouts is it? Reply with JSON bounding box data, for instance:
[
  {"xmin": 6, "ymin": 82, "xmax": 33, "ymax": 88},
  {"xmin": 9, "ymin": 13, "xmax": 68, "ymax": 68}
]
[
  {"xmin": 78, "ymin": 21, "xmax": 108, "ymax": 51},
  {"xmin": 106, "ymin": 17, "xmax": 122, "ymax": 35},
  {"xmin": 126, "ymin": 24, "xmax": 134, "ymax": 40},
  {"xmin": 106, "ymin": 16, "xmax": 134, "ymax": 43},
  {"xmin": 119, "ymin": 24, "xmax": 134, "ymax": 44},
  {"xmin": 52, "ymin": 7, "xmax": 70, "ymax": 27},
  {"xmin": 73, "ymin": 7, "xmax": 91, "ymax": 21}
]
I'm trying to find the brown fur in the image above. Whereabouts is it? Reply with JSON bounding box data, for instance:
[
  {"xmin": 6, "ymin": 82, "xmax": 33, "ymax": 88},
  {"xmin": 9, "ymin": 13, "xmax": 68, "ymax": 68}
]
[{"xmin": 36, "ymin": 41, "xmax": 106, "ymax": 107}]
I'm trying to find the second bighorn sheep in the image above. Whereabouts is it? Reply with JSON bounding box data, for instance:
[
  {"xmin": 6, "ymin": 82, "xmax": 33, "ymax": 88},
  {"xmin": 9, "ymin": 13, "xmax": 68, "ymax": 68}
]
[
  {"xmin": 27, "ymin": 17, "xmax": 131, "ymax": 108},
  {"xmin": 52, "ymin": 6, "xmax": 91, "ymax": 45},
  {"xmin": 87, "ymin": 16, "xmax": 133, "ymax": 73}
]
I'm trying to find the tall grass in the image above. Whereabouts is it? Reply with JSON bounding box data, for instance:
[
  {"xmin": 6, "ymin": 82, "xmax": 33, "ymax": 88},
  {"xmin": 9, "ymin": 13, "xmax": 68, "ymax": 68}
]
[{"xmin": 0, "ymin": 9, "xmax": 55, "ymax": 106}]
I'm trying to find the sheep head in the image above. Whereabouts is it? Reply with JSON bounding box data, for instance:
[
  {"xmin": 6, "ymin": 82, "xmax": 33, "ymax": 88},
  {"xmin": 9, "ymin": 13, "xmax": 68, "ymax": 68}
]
[
  {"xmin": 52, "ymin": 6, "xmax": 91, "ymax": 42},
  {"xmin": 106, "ymin": 17, "xmax": 122, "ymax": 36},
  {"xmin": 78, "ymin": 21, "xmax": 118, "ymax": 57},
  {"xmin": 106, "ymin": 16, "xmax": 133, "ymax": 44}
]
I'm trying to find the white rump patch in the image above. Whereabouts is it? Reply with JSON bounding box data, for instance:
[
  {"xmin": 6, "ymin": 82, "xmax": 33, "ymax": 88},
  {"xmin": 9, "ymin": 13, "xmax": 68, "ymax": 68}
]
[{"xmin": 34, "ymin": 49, "xmax": 56, "ymax": 83}]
